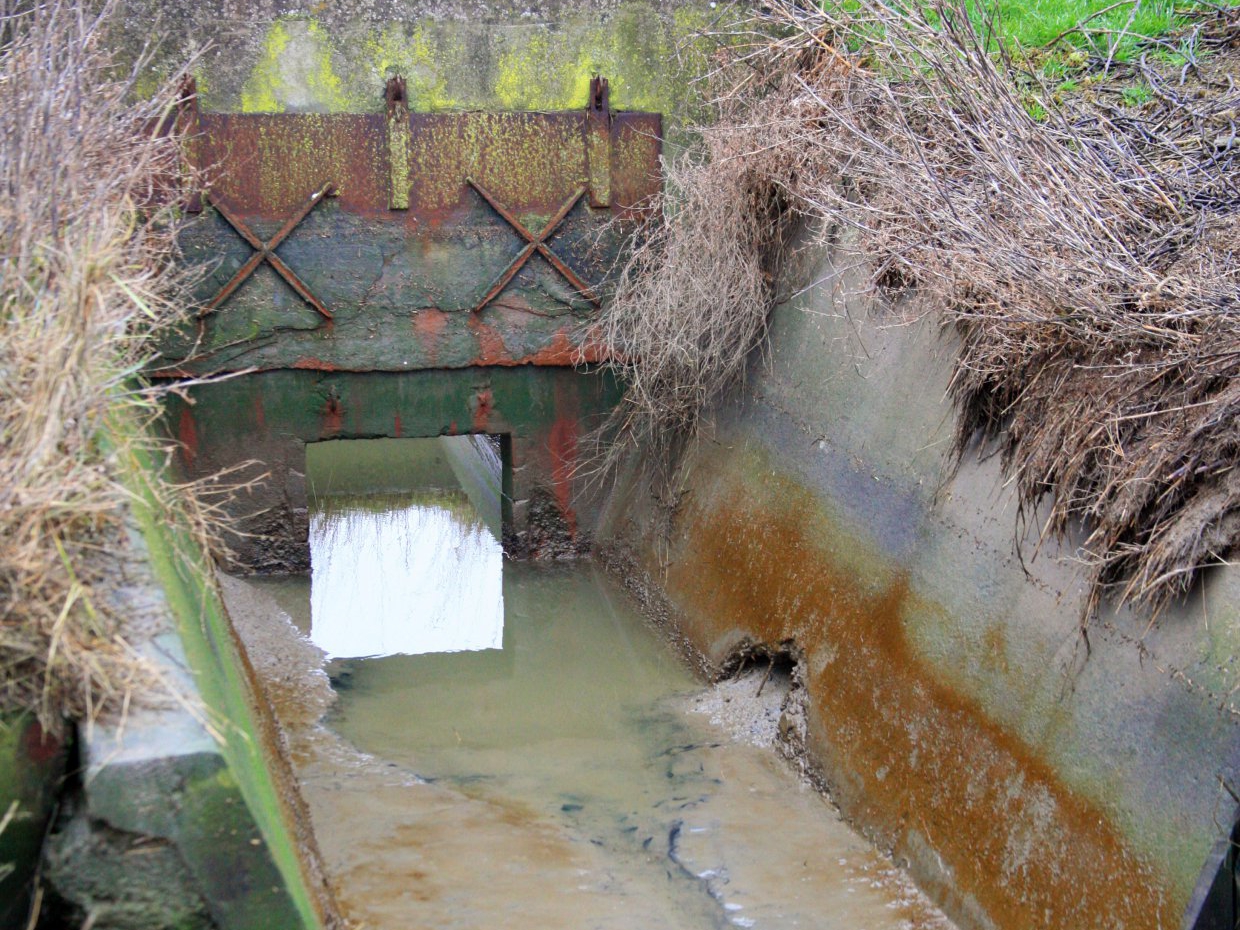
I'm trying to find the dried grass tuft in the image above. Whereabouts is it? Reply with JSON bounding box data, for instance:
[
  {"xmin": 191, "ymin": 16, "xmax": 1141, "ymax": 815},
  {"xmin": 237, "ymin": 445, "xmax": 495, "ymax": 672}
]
[
  {"xmin": 0, "ymin": 0, "xmax": 199, "ymax": 729},
  {"xmin": 595, "ymin": 0, "xmax": 1240, "ymax": 615}
]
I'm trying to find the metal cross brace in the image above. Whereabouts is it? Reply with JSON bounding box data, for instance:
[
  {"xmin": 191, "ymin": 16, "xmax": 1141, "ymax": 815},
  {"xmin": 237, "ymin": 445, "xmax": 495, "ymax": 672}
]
[
  {"xmin": 202, "ymin": 182, "xmax": 335, "ymax": 320},
  {"xmin": 467, "ymin": 178, "xmax": 601, "ymax": 313}
]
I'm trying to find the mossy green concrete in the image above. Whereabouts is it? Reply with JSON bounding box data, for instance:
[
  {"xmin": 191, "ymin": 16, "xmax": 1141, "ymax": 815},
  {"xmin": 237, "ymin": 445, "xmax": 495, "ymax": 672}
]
[
  {"xmin": 364, "ymin": 23, "xmax": 467, "ymax": 111},
  {"xmin": 225, "ymin": 3, "xmax": 715, "ymax": 118},
  {"xmin": 0, "ymin": 714, "xmax": 66, "ymax": 930},
  {"xmin": 597, "ymin": 224, "xmax": 1240, "ymax": 930},
  {"xmin": 116, "ymin": 0, "xmax": 722, "ymax": 156},
  {"xmin": 241, "ymin": 19, "xmax": 348, "ymax": 115},
  {"xmin": 106, "ymin": 410, "xmax": 325, "ymax": 930}
]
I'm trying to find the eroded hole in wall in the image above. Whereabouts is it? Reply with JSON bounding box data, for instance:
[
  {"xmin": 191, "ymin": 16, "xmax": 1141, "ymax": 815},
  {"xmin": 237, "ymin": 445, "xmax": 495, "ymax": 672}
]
[{"xmin": 696, "ymin": 642, "xmax": 814, "ymax": 779}]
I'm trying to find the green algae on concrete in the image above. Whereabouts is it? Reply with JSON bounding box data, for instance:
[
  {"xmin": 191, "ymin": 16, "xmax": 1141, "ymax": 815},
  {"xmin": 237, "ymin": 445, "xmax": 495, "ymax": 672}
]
[
  {"xmin": 40, "ymin": 408, "xmax": 334, "ymax": 929},
  {"xmin": 241, "ymin": 19, "xmax": 348, "ymax": 114},
  {"xmin": 0, "ymin": 714, "xmax": 67, "ymax": 930},
  {"xmin": 117, "ymin": 0, "xmax": 721, "ymax": 130},
  {"xmin": 365, "ymin": 23, "xmax": 466, "ymax": 111},
  {"xmin": 115, "ymin": 425, "xmax": 328, "ymax": 930}
]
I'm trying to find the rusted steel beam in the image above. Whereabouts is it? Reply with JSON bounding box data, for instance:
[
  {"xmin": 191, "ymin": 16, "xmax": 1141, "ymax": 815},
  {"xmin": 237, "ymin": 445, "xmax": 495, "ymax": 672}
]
[
  {"xmin": 202, "ymin": 182, "xmax": 335, "ymax": 319},
  {"xmin": 467, "ymin": 178, "xmax": 599, "ymax": 312},
  {"xmin": 187, "ymin": 110, "xmax": 660, "ymax": 220},
  {"xmin": 385, "ymin": 76, "xmax": 411, "ymax": 211},
  {"xmin": 584, "ymin": 75, "xmax": 612, "ymax": 209}
]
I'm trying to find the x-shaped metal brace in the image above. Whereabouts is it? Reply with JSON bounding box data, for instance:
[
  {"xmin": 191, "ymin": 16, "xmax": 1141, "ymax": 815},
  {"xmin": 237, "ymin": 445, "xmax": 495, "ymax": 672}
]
[
  {"xmin": 467, "ymin": 178, "xmax": 600, "ymax": 313},
  {"xmin": 202, "ymin": 182, "xmax": 335, "ymax": 320}
]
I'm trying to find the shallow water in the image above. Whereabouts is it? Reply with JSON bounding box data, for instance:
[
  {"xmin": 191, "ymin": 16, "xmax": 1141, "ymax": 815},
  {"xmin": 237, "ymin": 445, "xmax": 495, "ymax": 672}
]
[{"xmin": 224, "ymin": 436, "xmax": 954, "ymax": 930}]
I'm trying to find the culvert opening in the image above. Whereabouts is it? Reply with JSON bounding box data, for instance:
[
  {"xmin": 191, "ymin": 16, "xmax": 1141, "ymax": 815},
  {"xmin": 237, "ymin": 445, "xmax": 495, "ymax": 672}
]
[{"xmin": 303, "ymin": 435, "xmax": 508, "ymax": 660}]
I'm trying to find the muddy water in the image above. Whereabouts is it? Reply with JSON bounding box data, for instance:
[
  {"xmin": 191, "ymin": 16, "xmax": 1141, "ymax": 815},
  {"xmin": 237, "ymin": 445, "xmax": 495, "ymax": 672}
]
[{"xmin": 223, "ymin": 437, "xmax": 954, "ymax": 930}]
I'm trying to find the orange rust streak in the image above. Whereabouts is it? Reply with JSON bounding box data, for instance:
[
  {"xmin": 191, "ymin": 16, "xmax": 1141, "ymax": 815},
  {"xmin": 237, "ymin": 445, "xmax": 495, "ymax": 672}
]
[
  {"xmin": 472, "ymin": 388, "xmax": 494, "ymax": 433},
  {"xmin": 413, "ymin": 309, "xmax": 449, "ymax": 367},
  {"xmin": 466, "ymin": 327, "xmax": 606, "ymax": 367},
  {"xmin": 322, "ymin": 398, "xmax": 343, "ymax": 438},
  {"xmin": 177, "ymin": 407, "xmax": 199, "ymax": 471},
  {"xmin": 467, "ymin": 316, "xmax": 509, "ymax": 366},
  {"xmin": 293, "ymin": 357, "xmax": 340, "ymax": 372},
  {"xmin": 665, "ymin": 476, "xmax": 1178, "ymax": 930}
]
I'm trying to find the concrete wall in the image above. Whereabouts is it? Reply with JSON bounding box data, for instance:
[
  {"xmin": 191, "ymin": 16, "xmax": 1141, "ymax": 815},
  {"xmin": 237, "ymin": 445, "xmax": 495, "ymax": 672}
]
[
  {"xmin": 116, "ymin": 0, "xmax": 717, "ymax": 137},
  {"xmin": 39, "ymin": 418, "xmax": 338, "ymax": 930},
  {"xmin": 597, "ymin": 227, "xmax": 1240, "ymax": 930},
  {"xmin": 167, "ymin": 367, "xmax": 621, "ymax": 567}
]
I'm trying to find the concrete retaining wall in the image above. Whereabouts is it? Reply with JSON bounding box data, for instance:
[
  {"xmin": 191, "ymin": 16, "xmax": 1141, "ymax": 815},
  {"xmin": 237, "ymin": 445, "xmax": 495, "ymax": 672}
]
[
  {"xmin": 115, "ymin": 0, "xmax": 717, "ymax": 124},
  {"xmin": 38, "ymin": 420, "xmax": 337, "ymax": 930},
  {"xmin": 597, "ymin": 227, "xmax": 1240, "ymax": 930},
  {"xmin": 167, "ymin": 366, "xmax": 621, "ymax": 567}
]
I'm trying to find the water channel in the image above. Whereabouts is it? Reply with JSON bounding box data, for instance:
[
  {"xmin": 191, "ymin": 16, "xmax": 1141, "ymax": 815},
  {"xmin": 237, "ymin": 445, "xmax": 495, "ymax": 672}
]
[{"xmin": 220, "ymin": 437, "xmax": 955, "ymax": 930}]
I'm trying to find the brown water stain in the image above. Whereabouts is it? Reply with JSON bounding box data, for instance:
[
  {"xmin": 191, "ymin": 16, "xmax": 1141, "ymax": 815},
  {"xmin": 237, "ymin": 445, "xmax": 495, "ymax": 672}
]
[{"xmin": 665, "ymin": 470, "xmax": 1179, "ymax": 930}]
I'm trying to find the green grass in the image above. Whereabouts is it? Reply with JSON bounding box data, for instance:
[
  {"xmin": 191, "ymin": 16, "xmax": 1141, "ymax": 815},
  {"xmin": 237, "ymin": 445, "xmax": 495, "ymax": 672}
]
[
  {"xmin": 825, "ymin": 0, "xmax": 1205, "ymax": 76},
  {"xmin": 993, "ymin": 0, "xmax": 1188, "ymax": 57}
]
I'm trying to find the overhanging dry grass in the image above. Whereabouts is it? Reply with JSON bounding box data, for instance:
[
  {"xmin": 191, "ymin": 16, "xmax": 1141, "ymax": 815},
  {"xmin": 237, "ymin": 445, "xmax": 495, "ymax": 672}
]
[
  {"xmin": 597, "ymin": 0, "xmax": 1240, "ymax": 615},
  {"xmin": 0, "ymin": 0, "xmax": 197, "ymax": 729}
]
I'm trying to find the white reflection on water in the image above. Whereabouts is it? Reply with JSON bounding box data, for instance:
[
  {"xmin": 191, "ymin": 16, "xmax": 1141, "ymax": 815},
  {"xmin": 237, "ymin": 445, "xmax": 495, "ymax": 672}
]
[{"xmin": 309, "ymin": 492, "xmax": 504, "ymax": 659}]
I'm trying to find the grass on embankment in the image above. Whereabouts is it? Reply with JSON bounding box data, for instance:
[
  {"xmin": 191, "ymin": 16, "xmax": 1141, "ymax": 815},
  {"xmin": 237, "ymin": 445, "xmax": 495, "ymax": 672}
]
[
  {"xmin": 594, "ymin": 0, "xmax": 1240, "ymax": 616},
  {"xmin": 0, "ymin": 0, "xmax": 198, "ymax": 730},
  {"xmin": 993, "ymin": 0, "xmax": 1193, "ymax": 56}
]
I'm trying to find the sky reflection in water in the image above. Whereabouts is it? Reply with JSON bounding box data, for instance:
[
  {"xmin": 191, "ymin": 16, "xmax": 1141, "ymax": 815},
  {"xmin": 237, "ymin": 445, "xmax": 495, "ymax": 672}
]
[{"xmin": 309, "ymin": 489, "xmax": 504, "ymax": 659}]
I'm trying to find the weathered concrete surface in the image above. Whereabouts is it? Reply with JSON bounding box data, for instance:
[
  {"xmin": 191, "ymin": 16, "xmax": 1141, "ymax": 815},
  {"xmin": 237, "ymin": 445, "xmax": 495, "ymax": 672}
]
[
  {"xmin": 116, "ymin": 1, "xmax": 718, "ymax": 128},
  {"xmin": 41, "ymin": 433, "xmax": 338, "ymax": 930},
  {"xmin": 597, "ymin": 227, "xmax": 1240, "ymax": 930},
  {"xmin": 167, "ymin": 367, "xmax": 621, "ymax": 568}
]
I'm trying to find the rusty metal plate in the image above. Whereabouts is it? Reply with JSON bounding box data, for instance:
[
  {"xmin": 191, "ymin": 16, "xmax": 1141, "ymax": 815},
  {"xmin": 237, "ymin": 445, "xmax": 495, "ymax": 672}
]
[{"xmin": 161, "ymin": 86, "xmax": 661, "ymax": 377}]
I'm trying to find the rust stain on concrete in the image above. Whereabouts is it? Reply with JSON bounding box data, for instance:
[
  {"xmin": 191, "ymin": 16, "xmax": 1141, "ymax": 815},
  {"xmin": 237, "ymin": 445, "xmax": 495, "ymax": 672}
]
[
  {"xmin": 292, "ymin": 357, "xmax": 341, "ymax": 372},
  {"xmin": 472, "ymin": 388, "xmax": 494, "ymax": 433},
  {"xmin": 177, "ymin": 406, "xmax": 199, "ymax": 470},
  {"xmin": 412, "ymin": 308, "xmax": 449, "ymax": 367},
  {"xmin": 665, "ymin": 473, "xmax": 1179, "ymax": 930},
  {"xmin": 467, "ymin": 315, "xmax": 510, "ymax": 366},
  {"xmin": 321, "ymin": 396, "xmax": 344, "ymax": 438}
]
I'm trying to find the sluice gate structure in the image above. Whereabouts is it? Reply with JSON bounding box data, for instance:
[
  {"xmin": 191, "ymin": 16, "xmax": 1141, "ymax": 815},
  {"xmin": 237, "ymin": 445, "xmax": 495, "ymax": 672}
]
[{"xmin": 161, "ymin": 75, "xmax": 662, "ymax": 567}]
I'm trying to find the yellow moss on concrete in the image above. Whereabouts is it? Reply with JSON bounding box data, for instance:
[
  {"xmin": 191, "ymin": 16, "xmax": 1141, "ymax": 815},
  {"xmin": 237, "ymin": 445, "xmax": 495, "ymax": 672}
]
[
  {"xmin": 241, "ymin": 18, "xmax": 347, "ymax": 113},
  {"xmin": 495, "ymin": 31, "xmax": 583, "ymax": 110},
  {"xmin": 364, "ymin": 23, "xmax": 464, "ymax": 111}
]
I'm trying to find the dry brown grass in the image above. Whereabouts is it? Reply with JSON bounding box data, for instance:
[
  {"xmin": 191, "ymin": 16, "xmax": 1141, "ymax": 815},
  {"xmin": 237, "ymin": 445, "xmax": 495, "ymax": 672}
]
[
  {"xmin": 585, "ymin": 66, "xmax": 813, "ymax": 474},
  {"xmin": 595, "ymin": 0, "xmax": 1240, "ymax": 615},
  {"xmin": 0, "ymin": 0, "xmax": 198, "ymax": 729}
]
